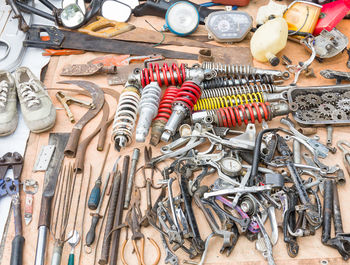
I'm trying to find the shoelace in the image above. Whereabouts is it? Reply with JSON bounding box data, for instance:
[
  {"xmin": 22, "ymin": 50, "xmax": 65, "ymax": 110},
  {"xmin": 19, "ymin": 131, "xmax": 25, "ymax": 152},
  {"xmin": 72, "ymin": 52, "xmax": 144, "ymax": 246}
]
[
  {"xmin": 18, "ymin": 79, "xmax": 41, "ymax": 108},
  {"xmin": 0, "ymin": 80, "xmax": 9, "ymax": 108}
]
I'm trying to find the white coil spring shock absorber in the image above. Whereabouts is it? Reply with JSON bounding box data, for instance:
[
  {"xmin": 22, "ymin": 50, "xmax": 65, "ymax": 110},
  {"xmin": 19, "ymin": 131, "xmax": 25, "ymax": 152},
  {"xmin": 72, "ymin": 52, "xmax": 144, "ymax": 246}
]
[
  {"xmin": 135, "ymin": 82, "xmax": 162, "ymax": 142},
  {"xmin": 111, "ymin": 85, "xmax": 141, "ymax": 151}
]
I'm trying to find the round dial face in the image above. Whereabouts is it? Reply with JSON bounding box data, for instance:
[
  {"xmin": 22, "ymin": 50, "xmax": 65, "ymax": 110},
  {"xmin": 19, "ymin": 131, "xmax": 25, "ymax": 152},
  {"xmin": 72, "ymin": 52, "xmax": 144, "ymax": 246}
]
[
  {"xmin": 206, "ymin": 11, "xmax": 252, "ymax": 42},
  {"xmin": 220, "ymin": 157, "xmax": 242, "ymax": 176}
]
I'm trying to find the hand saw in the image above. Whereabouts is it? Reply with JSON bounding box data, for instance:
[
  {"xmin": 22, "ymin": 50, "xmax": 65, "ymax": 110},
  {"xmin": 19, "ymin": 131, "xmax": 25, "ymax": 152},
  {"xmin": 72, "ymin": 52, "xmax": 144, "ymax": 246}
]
[{"xmin": 23, "ymin": 25, "xmax": 198, "ymax": 60}]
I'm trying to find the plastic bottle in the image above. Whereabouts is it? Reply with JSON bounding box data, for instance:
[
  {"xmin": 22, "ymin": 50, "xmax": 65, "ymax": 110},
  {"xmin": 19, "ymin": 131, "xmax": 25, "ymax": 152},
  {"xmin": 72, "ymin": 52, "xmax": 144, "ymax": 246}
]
[{"xmin": 250, "ymin": 17, "xmax": 288, "ymax": 66}]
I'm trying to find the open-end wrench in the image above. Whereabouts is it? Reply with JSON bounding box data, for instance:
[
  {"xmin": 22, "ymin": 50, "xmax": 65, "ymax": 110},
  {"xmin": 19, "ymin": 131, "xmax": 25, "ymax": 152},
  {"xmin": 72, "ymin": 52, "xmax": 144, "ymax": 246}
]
[{"xmin": 160, "ymin": 233, "xmax": 179, "ymax": 265}]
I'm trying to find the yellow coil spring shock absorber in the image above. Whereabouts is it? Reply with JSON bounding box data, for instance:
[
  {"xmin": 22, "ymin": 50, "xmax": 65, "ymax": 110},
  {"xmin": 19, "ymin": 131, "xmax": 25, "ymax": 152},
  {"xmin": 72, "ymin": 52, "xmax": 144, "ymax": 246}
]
[{"xmin": 194, "ymin": 92, "xmax": 264, "ymax": 111}]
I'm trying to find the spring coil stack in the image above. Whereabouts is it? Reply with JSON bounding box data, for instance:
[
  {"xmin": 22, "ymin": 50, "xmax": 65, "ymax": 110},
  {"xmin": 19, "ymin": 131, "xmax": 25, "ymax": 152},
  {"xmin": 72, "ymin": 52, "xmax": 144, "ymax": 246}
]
[
  {"xmin": 201, "ymin": 61, "xmax": 256, "ymax": 76},
  {"xmin": 200, "ymin": 84, "xmax": 276, "ymax": 98},
  {"xmin": 207, "ymin": 102, "xmax": 272, "ymax": 127},
  {"xmin": 202, "ymin": 75, "xmax": 275, "ymax": 89},
  {"xmin": 140, "ymin": 63, "xmax": 186, "ymax": 87},
  {"xmin": 111, "ymin": 86, "xmax": 141, "ymax": 150},
  {"xmin": 194, "ymin": 92, "xmax": 264, "ymax": 111},
  {"xmin": 174, "ymin": 81, "xmax": 201, "ymax": 111}
]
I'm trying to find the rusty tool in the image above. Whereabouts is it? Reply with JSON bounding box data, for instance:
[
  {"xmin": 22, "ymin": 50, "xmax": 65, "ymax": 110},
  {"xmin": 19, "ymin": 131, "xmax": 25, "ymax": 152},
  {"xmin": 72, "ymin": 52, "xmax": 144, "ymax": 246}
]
[
  {"xmin": 0, "ymin": 152, "xmax": 24, "ymax": 265},
  {"xmin": 121, "ymin": 189, "xmax": 161, "ymax": 265},
  {"xmin": 58, "ymin": 80, "xmax": 104, "ymax": 158},
  {"xmin": 56, "ymin": 91, "xmax": 95, "ymax": 123},
  {"xmin": 88, "ymin": 54, "xmax": 164, "ymax": 67},
  {"xmin": 99, "ymin": 159, "xmax": 121, "ymax": 265},
  {"xmin": 110, "ymin": 156, "xmax": 130, "ymax": 265},
  {"xmin": 60, "ymin": 63, "xmax": 117, "ymax": 77},
  {"xmin": 78, "ymin": 16, "xmax": 135, "ymax": 38},
  {"xmin": 42, "ymin": 49, "xmax": 85, "ymax": 56},
  {"xmin": 34, "ymin": 133, "xmax": 70, "ymax": 265},
  {"xmin": 23, "ymin": 179, "xmax": 39, "ymax": 225}
]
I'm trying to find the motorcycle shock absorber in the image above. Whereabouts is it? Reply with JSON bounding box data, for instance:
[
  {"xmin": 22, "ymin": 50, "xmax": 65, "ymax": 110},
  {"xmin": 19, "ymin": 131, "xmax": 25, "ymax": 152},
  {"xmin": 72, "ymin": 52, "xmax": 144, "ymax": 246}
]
[
  {"xmin": 201, "ymin": 84, "xmax": 277, "ymax": 98},
  {"xmin": 201, "ymin": 61, "xmax": 290, "ymax": 80},
  {"xmin": 150, "ymin": 86, "xmax": 180, "ymax": 146},
  {"xmin": 135, "ymin": 82, "xmax": 162, "ymax": 142},
  {"xmin": 202, "ymin": 74, "xmax": 278, "ymax": 89},
  {"xmin": 194, "ymin": 91, "xmax": 288, "ymax": 111},
  {"xmin": 111, "ymin": 84, "xmax": 141, "ymax": 151},
  {"xmin": 128, "ymin": 63, "xmax": 216, "ymax": 88},
  {"xmin": 161, "ymin": 81, "xmax": 202, "ymax": 142},
  {"xmin": 192, "ymin": 102, "xmax": 290, "ymax": 127}
]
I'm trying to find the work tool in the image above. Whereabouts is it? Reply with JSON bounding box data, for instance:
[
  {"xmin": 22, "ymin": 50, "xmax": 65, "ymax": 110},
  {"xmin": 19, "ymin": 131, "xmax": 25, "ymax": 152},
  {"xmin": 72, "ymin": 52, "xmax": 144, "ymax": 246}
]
[
  {"xmin": 58, "ymin": 80, "xmax": 104, "ymax": 158},
  {"xmin": 24, "ymin": 25, "xmax": 199, "ymax": 60},
  {"xmin": 0, "ymin": 152, "xmax": 24, "ymax": 265},
  {"xmin": 33, "ymin": 145, "xmax": 55, "ymax": 172},
  {"xmin": 121, "ymin": 189, "xmax": 161, "ymax": 265},
  {"xmin": 56, "ymin": 91, "xmax": 95, "ymax": 123},
  {"xmin": 67, "ymin": 230, "xmax": 80, "ymax": 265},
  {"xmin": 60, "ymin": 63, "xmax": 117, "ymax": 77},
  {"xmin": 88, "ymin": 144, "xmax": 111, "ymax": 210},
  {"xmin": 50, "ymin": 164, "xmax": 83, "ymax": 265},
  {"xmin": 110, "ymin": 156, "xmax": 130, "ymax": 265},
  {"xmin": 42, "ymin": 49, "xmax": 85, "ymax": 56},
  {"xmin": 78, "ymin": 16, "xmax": 135, "ymax": 38},
  {"xmin": 124, "ymin": 148, "xmax": 140, "ymax": 209},
  {"xmin": 337, "ymin": 140, "xmax": 350, "ymax": 176},
  {"xmin": 85, "ymin": 172, "xmax": 111, "ymax": 247},
  {"xmin": 99, "ymin": 158, "xmax": 121, "ymax": 265},
  {"xmin": 23, "ymin": 179, "xmax": 39, "ymax": 225},
  {"xmin": 34, "ymin": 133, "xmax": 70, "ymax": 265}
]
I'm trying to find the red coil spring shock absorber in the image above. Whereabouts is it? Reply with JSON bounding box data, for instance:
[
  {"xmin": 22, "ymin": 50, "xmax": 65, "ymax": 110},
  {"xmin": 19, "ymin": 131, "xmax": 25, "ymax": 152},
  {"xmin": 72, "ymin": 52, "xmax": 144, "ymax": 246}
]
[
  {"xmin": 161, "ymin": 81, "xmax": 202, "ymax": 142},
  {"xmin": 215, "ymin": 102, "xmax": 271, "ymax": 127},
  {"xmin": 141, "ymin": 63, "xmax": 186, "ymax": 87},
  {"xmin": 150, "ymin": 86, "xmax": 180, "ymax": 146}
]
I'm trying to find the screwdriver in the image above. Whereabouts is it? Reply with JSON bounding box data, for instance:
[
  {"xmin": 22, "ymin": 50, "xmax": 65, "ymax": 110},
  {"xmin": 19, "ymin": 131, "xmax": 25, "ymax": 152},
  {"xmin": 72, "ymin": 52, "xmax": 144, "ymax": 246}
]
[
  {"xmin": 85, "ymin": 156, "xmax": 121, "ymax": 247},
  {"xmin": 88, "ymin": 144, "xmax": 111, "ymax": 210}
]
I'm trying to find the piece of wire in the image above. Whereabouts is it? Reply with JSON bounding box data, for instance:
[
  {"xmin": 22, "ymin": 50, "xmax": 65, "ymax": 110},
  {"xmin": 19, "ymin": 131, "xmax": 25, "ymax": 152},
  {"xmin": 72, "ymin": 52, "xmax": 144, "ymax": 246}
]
[{"xmin": 145, "ymin": 20, "xmax": 165, "ymax": 47}]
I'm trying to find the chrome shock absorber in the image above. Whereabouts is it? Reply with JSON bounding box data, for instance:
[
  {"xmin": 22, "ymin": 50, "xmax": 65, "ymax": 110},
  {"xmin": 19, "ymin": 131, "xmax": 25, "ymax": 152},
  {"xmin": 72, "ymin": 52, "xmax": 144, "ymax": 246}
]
[
  {"xmin": 200, "ymin": 84, "xmax": 277, "ymax": 98},
  {"xmin": 135, "ymin": 82, "xmax": 162, "ymax": 142},
  {"xmin": 202, "ymin": 74, "xmax": 277, "ymax": 89},
  {"xmin": 201, "ymin": 61, "xmax": 290, "ymax": 80},
  {"xmin": 111, "ymin": 84, "xmax": 141, "ymax": 151}
]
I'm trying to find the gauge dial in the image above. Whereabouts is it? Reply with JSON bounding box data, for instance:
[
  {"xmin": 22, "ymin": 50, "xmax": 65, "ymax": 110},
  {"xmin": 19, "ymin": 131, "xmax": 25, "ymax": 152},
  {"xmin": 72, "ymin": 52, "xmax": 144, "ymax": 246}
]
[{"xmin": 220, "ymin": 157, "xmax": 242, "ymax": 177}]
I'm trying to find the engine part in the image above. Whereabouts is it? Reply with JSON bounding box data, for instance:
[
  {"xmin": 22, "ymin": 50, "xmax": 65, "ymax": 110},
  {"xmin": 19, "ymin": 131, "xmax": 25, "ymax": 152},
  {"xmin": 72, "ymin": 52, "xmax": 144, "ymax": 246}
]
[
  {"xmin": 305, "ymin": 94, "xmax": 322, "ymax": 106},
  {"xmin": 150, "ymin": 86, "xmax": 180, "ymax": 146},
  {"xmin": 265, "ymin": 173, "xmax": 284, "ymax": 189},
  {"xmin": 111, "ymin": 84, "xmax": 141, "ymax": 151},
  {"xmin": 128, "ymin": 63, "xmax": 215, "ymax": 88},
  {"xmin": 313, "ymin": 28, "xmax": 348, "ymax": 58},
  {"xmin": 194, "ymin": 93, "xmax": 264, "ymax": 111},
  {"xmin": 161, "ymin": 81, "xmax": 202, "ymax": 142},
  {"xmin": 288, "ymin": 85, "xmax": 350, "ymax": 125},
  {"xmin": 202, "ymin": 74, "xmax": 276, "ymax": 89},
  {"xmin": 204, "ymin": 11, "xmax": 252, "ymax": 43},
  {"xmin": 163, "ymin": 1, "xmax": 199, "ymax": 36},
  {"xmin": 135, "ymin": 82, "xmax": 162, "ymax": 142},
  {"xmin": 337, "ymin": 99, "xmax": 350, "ymax": 115},
  {"xmin": 320, "ymin": 69, "xmax": 350, "ymax": 84},
  {"xmin": 194, "ymin": 92, "xmax": 288, "ymax": 111},
  {"xmin": 192, "ymin": 102, "xmax": 290, "ymax": 127},
  {"xmin": 201, "ymin": 61, "xmax": 290, "ymax": 79},
  {"xmin": 200, "ymin": 84, "xmax": 289, "ymax": 98},
  {"xmin": 300, "ymin": 110, "xmax": 319, "ymax": 121}
]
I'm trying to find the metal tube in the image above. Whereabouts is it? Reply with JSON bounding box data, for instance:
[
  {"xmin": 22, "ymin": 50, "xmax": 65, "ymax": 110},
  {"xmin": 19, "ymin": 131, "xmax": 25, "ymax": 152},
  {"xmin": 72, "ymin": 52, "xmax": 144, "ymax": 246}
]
[
  {"xmin": 332, "ymin": 181, "xmax": 344, "ymax": 235},
  {"xmin": 34, "ymin": 227, "xmax": 48, "ymax": 265},
  {"xmin": 322, "ymin": 179, "xmax": 333, "ymax": 244},
  {"xmin": 123, "ymin": 148, "xmax": 140, "ymax": 209}
]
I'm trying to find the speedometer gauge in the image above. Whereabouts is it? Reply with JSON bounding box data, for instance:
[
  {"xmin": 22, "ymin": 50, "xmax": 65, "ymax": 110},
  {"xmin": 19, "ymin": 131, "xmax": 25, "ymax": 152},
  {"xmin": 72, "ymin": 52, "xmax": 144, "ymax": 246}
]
[{"xmin": 205, "ymin": 11, "xmax": 252, "ymax": 42}]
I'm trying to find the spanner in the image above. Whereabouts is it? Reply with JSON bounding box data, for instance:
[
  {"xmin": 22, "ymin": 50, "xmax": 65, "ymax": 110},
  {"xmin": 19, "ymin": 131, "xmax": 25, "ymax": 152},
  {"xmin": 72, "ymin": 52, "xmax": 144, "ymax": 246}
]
[{"xmin": 160, "ymin": 233, "xmax": 179, "ymax": 265}]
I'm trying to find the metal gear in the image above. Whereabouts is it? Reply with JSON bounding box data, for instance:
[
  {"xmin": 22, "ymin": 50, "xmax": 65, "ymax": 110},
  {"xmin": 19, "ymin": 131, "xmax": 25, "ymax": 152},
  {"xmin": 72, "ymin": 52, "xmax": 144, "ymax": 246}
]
[
  {"xmin": 295, "ymin": 95, "xmax": 309, "ymax": 109},
  {"xmin": 343, "ymin": 91, "xmax": 350, "ymax": 99},
  {"xmin": 305, "ymin": 94, "xmax": 322, "ymax": 106},
  {"xmin": 331, "ymin": 109, "xmax": 347, "ymax": 121},
  {"xmin": 321, "ymin": 92, "xmax": 339, "ymax": 103},
  {"xmin": 337, "ymin": 98, "xmax": 350, "ymax": 113},
  {"xmin": 300, "ymin": 110, "xmax": 319, "ymax": 121},
  {"xmin": 318, "ymin": 103, "xmax": 335, "ymax": 118}
]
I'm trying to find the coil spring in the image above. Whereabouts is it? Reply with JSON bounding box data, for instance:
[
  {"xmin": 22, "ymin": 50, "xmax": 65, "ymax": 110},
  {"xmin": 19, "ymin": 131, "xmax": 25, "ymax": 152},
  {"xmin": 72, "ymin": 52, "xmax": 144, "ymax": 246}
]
[
  {"xmin": 202, "ymin": 75, "xmax": 274, "ymax": 89},
  {"xmin": 202, "ymin": 62, "xmax": 254, "ymax": 76},
  {"xmin": 111, "ymin": 87, "xmax": 141, "ymax": 146},
  {"xmin": 208, "ymin": 102, "xmax": 271, "ymax": 127},
  {"xmin": 194, "ymin": 92, "xmax": 264, "ymax": 111},
  {"xmin": 154, "ymin": 86, "xmax": 179, "ymax": 123},
  {"xmin": 140, "ymin": 63, "xmax": 186, "ymax": 87},
  {"xmin": 174, "ymin": 81, "xmax": 201, "ymax": 111},
  {"xmin": 201, "ymin": 84, "xmax": 275, "ymax": 98}
]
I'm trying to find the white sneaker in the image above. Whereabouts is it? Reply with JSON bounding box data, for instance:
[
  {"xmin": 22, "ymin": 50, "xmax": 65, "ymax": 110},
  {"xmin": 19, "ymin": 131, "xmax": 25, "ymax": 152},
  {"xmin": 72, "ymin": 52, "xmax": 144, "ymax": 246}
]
[
  {"xmin": 14, "ymin": 67, "xmax": 56, "ymax": 133},
  {"xmin": 0, "ymin": 71, "xmax": 18, "ymax": 136}
]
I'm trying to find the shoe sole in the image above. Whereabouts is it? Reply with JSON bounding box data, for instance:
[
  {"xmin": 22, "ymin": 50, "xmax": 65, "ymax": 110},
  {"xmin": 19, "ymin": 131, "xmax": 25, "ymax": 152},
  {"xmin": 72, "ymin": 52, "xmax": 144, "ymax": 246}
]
[
  {"xmin": 30, "ymin": 121, "xmax": 55, "ymax": 134},
  {"xmin": 0, "ymin": 124, "xmax": 17, "ymax": 137}
]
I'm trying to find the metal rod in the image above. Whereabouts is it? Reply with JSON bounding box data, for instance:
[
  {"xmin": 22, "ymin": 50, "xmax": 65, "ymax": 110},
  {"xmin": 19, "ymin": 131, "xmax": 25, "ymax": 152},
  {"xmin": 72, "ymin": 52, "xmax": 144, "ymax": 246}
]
[{"xmin": 124, "ymin": 148, "xmax": 140, "ymax": 209}]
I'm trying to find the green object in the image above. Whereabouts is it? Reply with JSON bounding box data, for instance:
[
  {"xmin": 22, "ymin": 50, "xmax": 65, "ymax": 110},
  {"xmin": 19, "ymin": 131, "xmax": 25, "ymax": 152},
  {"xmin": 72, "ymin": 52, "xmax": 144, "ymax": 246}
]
[{"xmin": 68, "ymin": 253, "xmax": 74, "ymax": 265}]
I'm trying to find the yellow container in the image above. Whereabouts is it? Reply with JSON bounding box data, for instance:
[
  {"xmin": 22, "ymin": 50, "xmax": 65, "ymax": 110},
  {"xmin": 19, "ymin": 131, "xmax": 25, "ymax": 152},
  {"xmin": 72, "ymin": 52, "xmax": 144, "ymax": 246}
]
[{"xmin": 283, "ymin": 1, "xmax": 322, "ymax": 38}]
